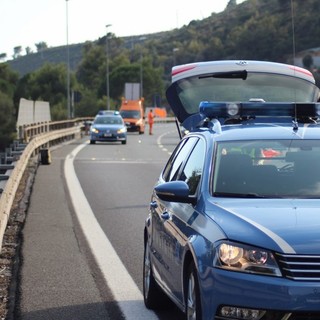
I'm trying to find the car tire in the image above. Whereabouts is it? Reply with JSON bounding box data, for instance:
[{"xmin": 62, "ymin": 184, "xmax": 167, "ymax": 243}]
[
  {"xmin": 185, "ymin": 262, "xmax": 202, "ymax": 320},
  {"xmin": 143, "ymin": 242, "xmax": 167, "ymax": 309},
  {"xmin": 90, "ymin": 140, "xmax": 95, "ymax": 144},
  {"xmin": 122, "ymin": 140, "xmax": 127, "ymax": 145}
]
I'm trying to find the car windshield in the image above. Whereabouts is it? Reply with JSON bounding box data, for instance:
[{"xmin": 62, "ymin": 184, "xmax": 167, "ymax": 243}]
[
  {"xmin": 94, "ymin": 116, "xmax": 123, "ymax": 125},
  {"xmin": 213, "ymin": 140, "xmax": 320, "ymax": 198},
  {"xmin": 175, "ymin": 72, "xmax": 319, "ymax": 115},
  {"xmin": 120, "ymin": 110, "xmax": 141, "ymax": 119}
]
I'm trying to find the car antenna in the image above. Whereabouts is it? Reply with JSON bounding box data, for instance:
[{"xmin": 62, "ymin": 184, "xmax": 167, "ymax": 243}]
[{"xmin": 291, "ymin": 0, "xmax": 298, "ymax": 132}]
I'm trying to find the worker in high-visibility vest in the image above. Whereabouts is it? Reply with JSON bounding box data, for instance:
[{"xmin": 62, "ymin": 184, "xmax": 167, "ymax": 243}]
[{"xmin": 148, "ymin": 109, "xmax": 155, "ymax": 135}]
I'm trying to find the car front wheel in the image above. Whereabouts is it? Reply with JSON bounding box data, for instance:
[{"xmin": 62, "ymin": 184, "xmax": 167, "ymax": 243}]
[
  {"xmin": 143, "ymin": 241, "xmax": 167, "ymax": 309},
  {"xmin": 185, "ymin": 262, "xmax": 202, "ymax": 320}
]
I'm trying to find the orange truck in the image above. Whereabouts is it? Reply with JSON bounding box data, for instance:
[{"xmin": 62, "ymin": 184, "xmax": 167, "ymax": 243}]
[{"xmin": 119, "ymin": 98, "xmax": 145, "ymax": 134}]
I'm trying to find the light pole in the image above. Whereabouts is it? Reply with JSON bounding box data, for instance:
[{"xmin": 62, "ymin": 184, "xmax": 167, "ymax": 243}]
[
  {"xmin": 139, "ymin": 36, "xmax": 147, "ymax": 98},
  {"xmin": 66, "ymin": 0, "xmax": 71, "ymax": 118},
  {"xmin": 106, "ymin": 24, "xmax": 112, "ymax": 110}
]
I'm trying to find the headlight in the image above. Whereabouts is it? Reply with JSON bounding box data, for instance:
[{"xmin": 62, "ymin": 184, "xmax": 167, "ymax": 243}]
[
  {"xmin": 214, "ymin": 242, "xmax": 281, "ymax": 276},
  {"xmin": 117, "ymin": 127, "xmax": 127, "ymax": 133},
  {"xmin": 91, "ymin": 127, "xmax": 99, "ymax": 133}
]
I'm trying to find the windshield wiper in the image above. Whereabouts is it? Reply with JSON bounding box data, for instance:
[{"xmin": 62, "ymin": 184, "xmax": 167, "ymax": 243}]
[
  {"xmin": 214, "ymin": 192, "xmax": 265, "ymax": 198},
  {"xmin": 199, "ymin": 70, "xmax": 247, "ymax": 80}
]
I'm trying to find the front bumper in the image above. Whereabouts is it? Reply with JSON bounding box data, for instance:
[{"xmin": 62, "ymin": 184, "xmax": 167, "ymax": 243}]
[
  {"xmin": 90, "ymin": 133, "xmax": 126, "ymax": 142},
  {"xmin": 125, "ymin": 123, "xmax": 141, "ymax": 132},
  {"xmin": 202, "ymin": 267, "xmax": 320, "ymax": 320}
]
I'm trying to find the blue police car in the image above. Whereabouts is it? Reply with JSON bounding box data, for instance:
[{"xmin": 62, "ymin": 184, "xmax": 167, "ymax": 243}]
[
  {"xmin": 143, "ymin": 60, "xmax": 320, "ymax": 320},
  {"xmin": 90, "ymin": 112, "xmax": 127, "ymax": 145}
]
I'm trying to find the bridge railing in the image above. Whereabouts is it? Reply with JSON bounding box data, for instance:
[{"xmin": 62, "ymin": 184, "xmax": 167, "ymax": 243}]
[{"xmin": 0, "ymin": 118, "xmax": 92, "ymax": 252}]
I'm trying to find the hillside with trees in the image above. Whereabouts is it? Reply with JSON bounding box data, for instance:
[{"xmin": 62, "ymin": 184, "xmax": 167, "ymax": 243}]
[{"xmin": 1, "ymin": 0, "xmax": 320, "ymax": 150}]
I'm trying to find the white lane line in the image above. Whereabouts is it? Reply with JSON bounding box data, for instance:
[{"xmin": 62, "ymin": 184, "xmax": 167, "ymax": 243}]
[
  {"xmin": 77, "ymin": 160, "xmax": 166, "ymax": 164},
  {"xmin": 64, "ymin": 143, "xmax": 159, "ymax": 320},
  {"xmin": 157, "ymin": 130, "xmax": 176, "ymax": 155}
]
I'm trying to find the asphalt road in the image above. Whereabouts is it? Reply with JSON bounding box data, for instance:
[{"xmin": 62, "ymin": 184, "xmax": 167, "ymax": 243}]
[{"xmin": 17, "ymin": 123, "xmax": 184, "ymax": 320}]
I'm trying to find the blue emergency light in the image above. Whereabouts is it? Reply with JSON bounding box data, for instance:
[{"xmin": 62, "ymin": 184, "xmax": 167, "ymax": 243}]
[{"xmin": 199, "ymin": 101, "xmax": 320, "ymax": 123}]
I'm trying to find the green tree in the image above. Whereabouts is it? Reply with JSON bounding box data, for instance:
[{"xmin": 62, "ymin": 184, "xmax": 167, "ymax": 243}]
[
  {"xmin": 108, "ymin": 57, "xmax": 164, "ymax": 107},
  {"xmin": 0, "ymin": 63, "xmax": 19, "ymax": 98},
  {"xmin": 76, "ymin": 44, "xmax": 105, "ymax": 91},
  {"xmin": 0, "ymin": 64, "xmax": 18, "ymax": 150},
  {"xmin": 76, "ymin": 40, "xmax": 163, "ymax": 109},
  {"xmin": 17, "ymin": 63, "xmax": 74, "ymax": 120},
  {"xmin": 0, "ymin": 63, "xmax": 20, "ymax": 135},
  {"xmin": 0, "ymin": 92, "xmax": 16, "ymax": 151},
  {"xmin": 73, "ymin": 85, "xmax": 107, "ymax": 116},
  {"xmin": 35, "ymin": 42, "xmax": 48, "ymax": 52},
  {"xmin": 25, "ymin": 47, "xmax": 33, "ymax": 55},
  {"xmin": 13, "ymin": 46, "xmax": 22, "ymax": 59},
  {"xmin": 226, "ymin": 0, "xmax": 237, "ymax": 9},
  {"xmin": 76, "ymin": 43, "xmax": 116, "ymax": 112},
  {"xmin": 0, "ymin": 53, "xmax": 7, "ymax": 62}
]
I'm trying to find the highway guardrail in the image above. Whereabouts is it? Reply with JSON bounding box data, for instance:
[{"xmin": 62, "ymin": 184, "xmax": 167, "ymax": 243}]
[
  {"xmin": 0, "ymin": 119, "xmax": 87, "ymax": 252},
  {"xmin": 0, "ymin": 116, "xmax": 176, "ymax": 252}
]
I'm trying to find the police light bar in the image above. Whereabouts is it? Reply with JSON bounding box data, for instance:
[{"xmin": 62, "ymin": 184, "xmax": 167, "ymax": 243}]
[{"xmin": 199, "ymin": 101, "xmax": 320, "ymax": 121}]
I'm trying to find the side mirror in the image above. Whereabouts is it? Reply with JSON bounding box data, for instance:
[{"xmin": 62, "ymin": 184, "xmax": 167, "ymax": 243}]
[{"xmin": 154, "ymin": 181, "xmax": 196, "ymax": 204}]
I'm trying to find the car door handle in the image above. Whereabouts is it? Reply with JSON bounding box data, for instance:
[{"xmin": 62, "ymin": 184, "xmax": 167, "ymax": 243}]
[
  {"xmin": 161, "ymin": 211, "xmax": 171, "ymax": 220},
  {"xmin": 150, "ymin": 201, "xmax": 158, "ymax": 209}
]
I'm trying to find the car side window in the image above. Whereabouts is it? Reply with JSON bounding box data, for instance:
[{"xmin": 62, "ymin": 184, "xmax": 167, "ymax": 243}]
[
  {"xmin": 162, "ymin": 137, "xmax": 198, "ymax": 182},
  {"xmin": 179, "ymin": 138, "xmax": 205, "ymax": 195}
]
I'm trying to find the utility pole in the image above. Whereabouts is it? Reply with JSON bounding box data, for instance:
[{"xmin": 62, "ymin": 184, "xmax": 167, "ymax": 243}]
[
  {"xmin": 66, "ymin": 0, "xmax": 71, "ymax": 118},
  {"xmin": 139, "ymin": 36, "xmax": 147, "ymax": 98},
  {"xmin": 106, "ymin": 24, "xmax": 112, "ymax": 110}
]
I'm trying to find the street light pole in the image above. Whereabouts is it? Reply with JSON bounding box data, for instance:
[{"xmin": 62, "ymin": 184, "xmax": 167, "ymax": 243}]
[
  {"xmin": 66, "ymin": 0, "xmax": 71, "ymax": 118},
  {"xmin": 139, "ymin": 36, "xmax": 147, "ymax": 98},
  {"xmin": 106, "ymin": 24, "xmax": 112, "ymax": 110},
  {"xmin": 140, "ymin": 50, "xmax": 143, "ymax": 99}
]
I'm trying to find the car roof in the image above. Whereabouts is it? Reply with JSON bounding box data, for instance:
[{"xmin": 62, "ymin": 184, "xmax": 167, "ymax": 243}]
[
  {"xmin": 94, "ymin": 112, "xmax": 122, "ymax": 119},
  {"xmin": 210, "ymin": 122, "xmax": 320, "ymax": 142},
  {"xmin": 96, "ymin": 110, "xmax": 120, "ymax": 116},
  {"xmin": 166, "ymin": 60, "xmax": 319, "ymax": 126},
  {"xmin": 93, "ymin": 114, "xmax": 124, "ymax": 124}
]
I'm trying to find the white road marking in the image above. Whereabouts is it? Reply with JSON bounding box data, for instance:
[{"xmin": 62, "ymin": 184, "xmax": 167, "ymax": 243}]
[
  {"xmin": 64, "ymin": 143, "xmax": 159, "ymax": 320},
  {"xmin": 157, "ymin": 130, "xmax": 176, "ymax": 155}
]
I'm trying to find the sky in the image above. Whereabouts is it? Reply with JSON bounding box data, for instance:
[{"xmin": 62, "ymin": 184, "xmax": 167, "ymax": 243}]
[{"xmin": 1, "ymin": 0, "xmax": 245, "ymax": 59}]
